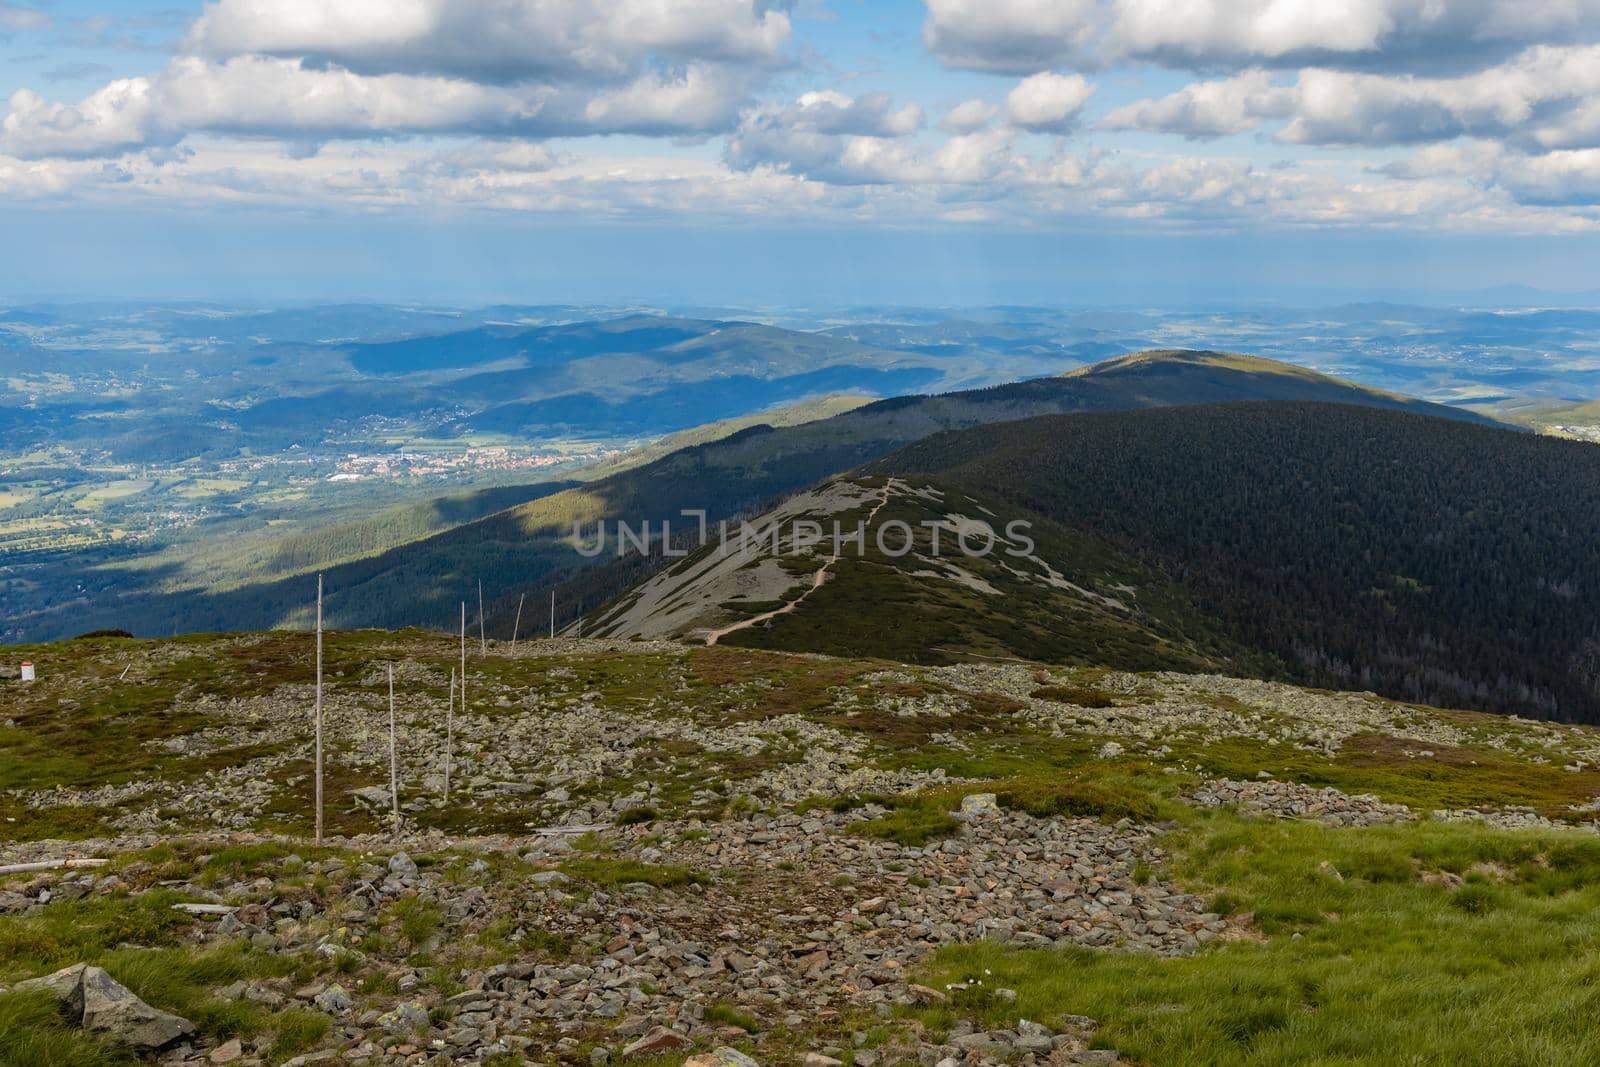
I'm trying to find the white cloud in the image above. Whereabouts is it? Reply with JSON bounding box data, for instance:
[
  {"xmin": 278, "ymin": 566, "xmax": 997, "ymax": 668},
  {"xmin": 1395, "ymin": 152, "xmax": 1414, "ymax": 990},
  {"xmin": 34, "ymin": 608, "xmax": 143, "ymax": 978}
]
[
  {"xmin": 4, "ymin": 0, "xmax": 786, "ymax": 159},
  {"xmin": 1493, "ymin": 149, "xmax": 1600, "ymax": 206},
  {"xmin": 5, "ymin": 127, "xmax": 1595, "ymax": 232},
  {"xmin": 2, "ymin": 55, "xmax": 758, "ymax": 159},
  {"xmin": 725, "ymin": 89, "xmax": 928, "ymax": 183},
  {"xmin": 939, "ymin": 98, "xmax": 997, "ymax": 133},
  {"xmin": 1099, "ymin": 71, "xmax": 1294, "ymax": 138},
  {"xmin": 4, "ymin": 0, "xmax": 1600, "ymax": 234},
  {"xmin": 1384, "ymin": 141, "xmax": 1600, "ymax": 207},
  {"xmin": 1278, "ymin": 47, "xmax": 1600, "ymax": 148},
  {"xmin": 186, "ymin": 0, "xmax": 791, "ymax": 84},
  {"xmin": 924, "ymin": 0, "xmax": 1600, "ymax": 74},
  {"xmin": 922, "ymin": 0, "xmax": 1100, "ymax": 75},
  {"xmin": 4, "ymin": 80, "xmax": 159, "ymax": 160},
  {"xmin": 1005, "ymin": 72, "xmax": 1095, "ymax": 133},
  {"xmin": 1100, "ymin": 46, "xmax": 1600, "ymax": 149}
]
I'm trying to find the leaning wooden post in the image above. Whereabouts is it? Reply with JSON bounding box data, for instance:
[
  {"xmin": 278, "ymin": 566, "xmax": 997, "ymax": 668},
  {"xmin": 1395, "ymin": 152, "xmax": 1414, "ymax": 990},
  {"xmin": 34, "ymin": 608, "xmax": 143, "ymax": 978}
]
[
  {"xmin": 549, "ymin": 589, "xmax": 556, "ymax": 640},
  {"xmin": 314, "ymin": 575, "xmax": 324, "ymax": 847},
  {"xmin": 511, "ymin": 593, "xmax": 525, "ymax": 651},
  {"xmin": 388, "ymin": 663, "xmax": 399, "ymax": 826},
  {"xmin": 478, "ymin": 581, "xmax": 487, "ymax": 656}
]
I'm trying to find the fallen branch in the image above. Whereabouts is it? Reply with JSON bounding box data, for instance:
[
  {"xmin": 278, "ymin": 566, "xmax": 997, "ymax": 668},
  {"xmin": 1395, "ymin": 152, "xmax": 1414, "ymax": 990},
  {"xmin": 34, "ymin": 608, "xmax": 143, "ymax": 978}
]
[{"xmin": 0, "ymin": 858, "xmax": 110, "ymax": 876}]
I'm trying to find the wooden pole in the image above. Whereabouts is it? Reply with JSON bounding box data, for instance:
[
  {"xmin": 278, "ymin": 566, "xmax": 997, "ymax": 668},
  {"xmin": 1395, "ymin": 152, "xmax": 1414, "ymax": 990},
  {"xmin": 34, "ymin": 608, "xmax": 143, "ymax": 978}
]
[
  {"xmin": 388, "ymin": 663, "xmax": 399, "ymax": 824},
  {"xmin": 478, "ymin": 580, "xmax": 486, "ymax": 655},
  {"xmin": 511, "ymin": 593, "xmax": 525, "ymax": 651},
  {"xmin": 549, "ymin": 588, "xmax": 556, "ymax": 640},
  {"xmin": 0, "ymin": 858, "xmax": 109, "ymax": 875},
  {"xmin": 455, "ymin": 602, "xmax": 466, "ymax": 799},
  {"xmin": 314, "ymin": 575, "xmax": 324, "ymax": 847},
  {"xmin": 444, "ymin": 667, "xmax": 454, "ymax": 803}
]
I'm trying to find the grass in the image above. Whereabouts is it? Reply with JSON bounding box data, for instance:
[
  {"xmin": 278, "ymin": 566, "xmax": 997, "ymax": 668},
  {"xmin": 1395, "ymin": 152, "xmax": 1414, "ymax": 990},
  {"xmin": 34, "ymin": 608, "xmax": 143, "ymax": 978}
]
[
  {"xmin": 849, "ymin": 807, "xmax": 961, "ymax": 847},
  {"xmin": 265, "ymin": 1008, "xmax": 330, "ymax": 1062},
  {"xmin": 1188, "ymin": 733, "xmax": 1600, "ymax": 817},
  {"xmin": 705, "ymin": 1001, "xmax": 762, "ymax": 1032},
  {"xmin": 558, "ymin": 857, "xmax": 705, "ymax": 889},
  {"xmin": 911, "ymin": 812, "xmax": 1600, "ymax": 1065},
  {"xmin": 0, "ymin": 990, "xmax": 130, "ymax": 1067},
  {"xmin": 0, "ymin": 881, "xmax": 321, "ymax": 1065},
  {"xmin": 995, "ymin": 777, "xmax": 1167, "ymax": 823},
  {"xmin": 387, "ymin": 897, "xmax": 444, "ymax": 951},
  {"xmin": 1031, "ymin": 685, "xmax": 1121, "ymax": 708}
]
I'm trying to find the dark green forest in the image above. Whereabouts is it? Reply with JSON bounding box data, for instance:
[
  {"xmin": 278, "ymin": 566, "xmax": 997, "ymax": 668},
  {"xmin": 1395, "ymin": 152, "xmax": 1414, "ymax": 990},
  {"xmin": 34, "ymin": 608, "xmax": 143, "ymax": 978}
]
[{"xmin": 879, "ymin": 402, "xmax": 1600, "ymax": 722}]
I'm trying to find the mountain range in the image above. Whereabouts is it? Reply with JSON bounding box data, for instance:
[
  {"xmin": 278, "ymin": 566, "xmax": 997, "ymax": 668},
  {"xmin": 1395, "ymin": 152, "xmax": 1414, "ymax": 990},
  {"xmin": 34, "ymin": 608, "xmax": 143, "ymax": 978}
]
[{"xmin": 24, "ymin": 350, "xmax": 1496, "ymax": 642}]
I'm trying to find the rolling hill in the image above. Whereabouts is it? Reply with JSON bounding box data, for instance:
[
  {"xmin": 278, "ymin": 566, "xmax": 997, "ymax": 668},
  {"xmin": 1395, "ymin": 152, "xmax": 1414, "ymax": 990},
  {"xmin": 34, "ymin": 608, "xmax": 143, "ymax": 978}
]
[
  {"xmin": 24, "ymin": 350, "xmax": 1501, "ymax": 644},
  {"xmin": 582, "ymin": 399, "xmax": 1600, "ymax": 722}
]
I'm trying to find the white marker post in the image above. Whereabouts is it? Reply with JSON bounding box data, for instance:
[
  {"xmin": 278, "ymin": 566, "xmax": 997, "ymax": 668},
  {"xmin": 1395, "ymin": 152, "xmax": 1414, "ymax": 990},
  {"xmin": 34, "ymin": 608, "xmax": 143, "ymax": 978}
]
[
  {"xmin": 314, "ymin": 575, "xmax": 324, "ymax": 847},
  {"xmin": 388, "ymin": 663, "xmax": 399, "ymax": 825}
]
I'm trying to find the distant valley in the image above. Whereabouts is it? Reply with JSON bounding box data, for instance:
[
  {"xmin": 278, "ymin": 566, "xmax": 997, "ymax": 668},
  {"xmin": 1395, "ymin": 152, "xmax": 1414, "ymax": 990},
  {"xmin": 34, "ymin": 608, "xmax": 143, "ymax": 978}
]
[{"xmin": 5, "ymin": 301, "xmax": 1600, "ymax": 664}]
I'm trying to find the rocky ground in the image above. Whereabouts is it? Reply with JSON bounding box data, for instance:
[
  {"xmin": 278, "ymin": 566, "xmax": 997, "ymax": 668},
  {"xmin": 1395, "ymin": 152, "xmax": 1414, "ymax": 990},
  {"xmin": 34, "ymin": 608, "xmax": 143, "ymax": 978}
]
[{"xmin": 6, "ymin": 633, "xmax": 1600, "ymax": 1065}]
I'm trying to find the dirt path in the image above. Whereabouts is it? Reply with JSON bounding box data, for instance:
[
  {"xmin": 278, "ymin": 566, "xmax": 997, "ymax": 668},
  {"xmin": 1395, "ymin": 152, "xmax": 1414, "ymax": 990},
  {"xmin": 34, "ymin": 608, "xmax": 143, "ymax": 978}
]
[{"xmin": 704, "ymin": 481, "xmax": 893, "ymax": 646}]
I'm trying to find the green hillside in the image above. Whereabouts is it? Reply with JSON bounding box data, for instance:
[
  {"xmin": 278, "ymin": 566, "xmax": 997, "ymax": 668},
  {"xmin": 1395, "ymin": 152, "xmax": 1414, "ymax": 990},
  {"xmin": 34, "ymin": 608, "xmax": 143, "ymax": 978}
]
[
  {"xmin": 576, "ymin": 475, "xmax": 1267, "ymax": 678},
  {"xmin": 10, "ymin": 632, "xmax": 1600, "ymax": 1063},
  {"xmin": 872, "ymin": 401, "xmax": 1600, "ymax": 721},
  {"xmin": 27, "ymin": 351, "xmax": 1502, "ymax": 642}
]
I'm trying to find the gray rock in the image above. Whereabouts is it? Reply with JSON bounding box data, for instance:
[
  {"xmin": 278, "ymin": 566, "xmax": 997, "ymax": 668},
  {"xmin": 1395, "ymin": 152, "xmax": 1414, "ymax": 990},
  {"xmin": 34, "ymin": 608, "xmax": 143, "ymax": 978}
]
[
  {"xmin": 622, "ymin": 1026, "xmax": 689, "ymax": 1057},
  {"xmin": 378, "ymin": 1000, "xmax": 429, "ymax": 1034},
  {"xmin": 313, "ymin": 984, "xmax": 353, "ymax": 1015},
  {"xmin": 209, "ymin": 1037, "xmax": 244, "ymax": 1063},
  {"xmin": 14, "ymin": 963, "xmax": 89, "ymax": 1013},
  {"xmin": 684, "ymin": 1049, "xmax": 762, "ymax": 1067},
  {"xmin": 79, "ymin": 966, "xmax": 196, "ymax": 1048},
  {"xmin": 17, "ymin": 963, "xmax": 194, "ymax": 1049},
  {"xmin": 959, "ymin": 793, "xmax": 1000, "ymax": 818},
  {"xmin": 530, "ymin": 870, "xmax": 571, "ymax": 886}
]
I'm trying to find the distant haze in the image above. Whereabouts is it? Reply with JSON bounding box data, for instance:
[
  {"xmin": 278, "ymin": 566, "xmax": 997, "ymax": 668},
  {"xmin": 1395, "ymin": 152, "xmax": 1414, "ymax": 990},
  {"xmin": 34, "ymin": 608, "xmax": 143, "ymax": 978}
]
[{"xmin": 4, "ymin": 210, "xmax": 1597, "ymax": 309}]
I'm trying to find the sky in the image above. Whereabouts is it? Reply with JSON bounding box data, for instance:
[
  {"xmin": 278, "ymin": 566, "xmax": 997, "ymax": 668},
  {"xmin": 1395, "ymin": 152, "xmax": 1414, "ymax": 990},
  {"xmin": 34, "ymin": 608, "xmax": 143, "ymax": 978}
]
[{"xmin": 2, "ymin": 0, "xmax": 1599, "ymax": 305}]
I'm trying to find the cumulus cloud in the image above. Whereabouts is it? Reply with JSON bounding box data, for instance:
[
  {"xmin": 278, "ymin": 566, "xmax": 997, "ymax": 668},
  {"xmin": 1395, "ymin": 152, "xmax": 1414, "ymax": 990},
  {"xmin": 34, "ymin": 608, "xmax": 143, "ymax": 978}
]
[
  {"xmin": 2, "ymin": 55, "xmax": 759, "ymax": 159},
  {"xmin": 725, "ymin": 89, "xmax": 1040, "ymax": 187},
  {"xmin": 939, "ymin": 99, "xmax": 997, "ymax": 133},
  {"xmin": 1492, "ymin": 149, "xmax": 1600, "ymax": 206},
  {"xmin": 924, "ymin": 0, "xmax": 1600, "ymax": 75},
  {"xmin": 1278, "ymin": 46, "xmax": 1600, "ymax": 148},
  {"xmin": 1100, "ymin": 46, "xmax": 1600, "ymax": 149},
  {"xmin": 5, "ymin": 0, "xmax": 1600, "ymax": 232},
  {"xmin": 922, "ymin": 0, "xmax": 1100, "ymax": 75},
  {"xmin": 724, "ymin": 89, "xmax": 929, "ymax": 184},
  {"xmin": 1382, "ymin": 141, "xmax": 1600, "ymax": 207},
  {"xmin": 1099, "ymin": 71, "xmax": 1293, "ymax": 138},
  {"xmin": 185, "ymin": 0, "xmax": 791, "ymax": 84},
  {"xmin": 3, "ymin": 0, "xmax": 788, "ymax": 159},
  {"xmin": 1006, "ymin": 72, "xmax": 1095, "ymax": 133}
]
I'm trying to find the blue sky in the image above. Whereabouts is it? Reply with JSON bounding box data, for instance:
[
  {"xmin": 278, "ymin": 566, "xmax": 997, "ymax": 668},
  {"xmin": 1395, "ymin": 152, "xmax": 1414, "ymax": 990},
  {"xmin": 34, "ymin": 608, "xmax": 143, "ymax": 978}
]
[{"xmin": 2, "ymin": 0, "xmax": 1598, "ymax": 305}]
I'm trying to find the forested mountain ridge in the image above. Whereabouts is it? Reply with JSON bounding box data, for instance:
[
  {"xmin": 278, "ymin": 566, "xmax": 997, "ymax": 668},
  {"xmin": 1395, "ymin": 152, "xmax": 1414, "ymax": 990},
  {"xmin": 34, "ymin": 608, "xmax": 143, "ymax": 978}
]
[
  {"xmin": 580, "ymin": 399, "xmax": 1595, "ymax": 721},
  {"xmin": 872, "ymin": 401, "xmax": 1600, "ymax": 721},
  {"xmin": 18, "ymin": 351, "xmax": 1501, "ymax": 643}
]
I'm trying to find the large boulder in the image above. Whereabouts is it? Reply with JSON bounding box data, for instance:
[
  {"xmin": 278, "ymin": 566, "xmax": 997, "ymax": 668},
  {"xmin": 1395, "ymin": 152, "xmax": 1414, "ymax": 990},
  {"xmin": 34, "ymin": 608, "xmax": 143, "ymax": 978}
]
[
  {"xmin": 80, "ymin": 966, "xmax": 196, "ymax": 1048},
  {"xmin": 14, "ymin": 962, "xmax": 91, "ymax": 1013},
  {"xmin": 684, "ymin": 1049, "xmax": 762, "ymax": 1067},
  {"xmin": 15, "ymin": 963, "xmax": 195, "ymax": 1049}
]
